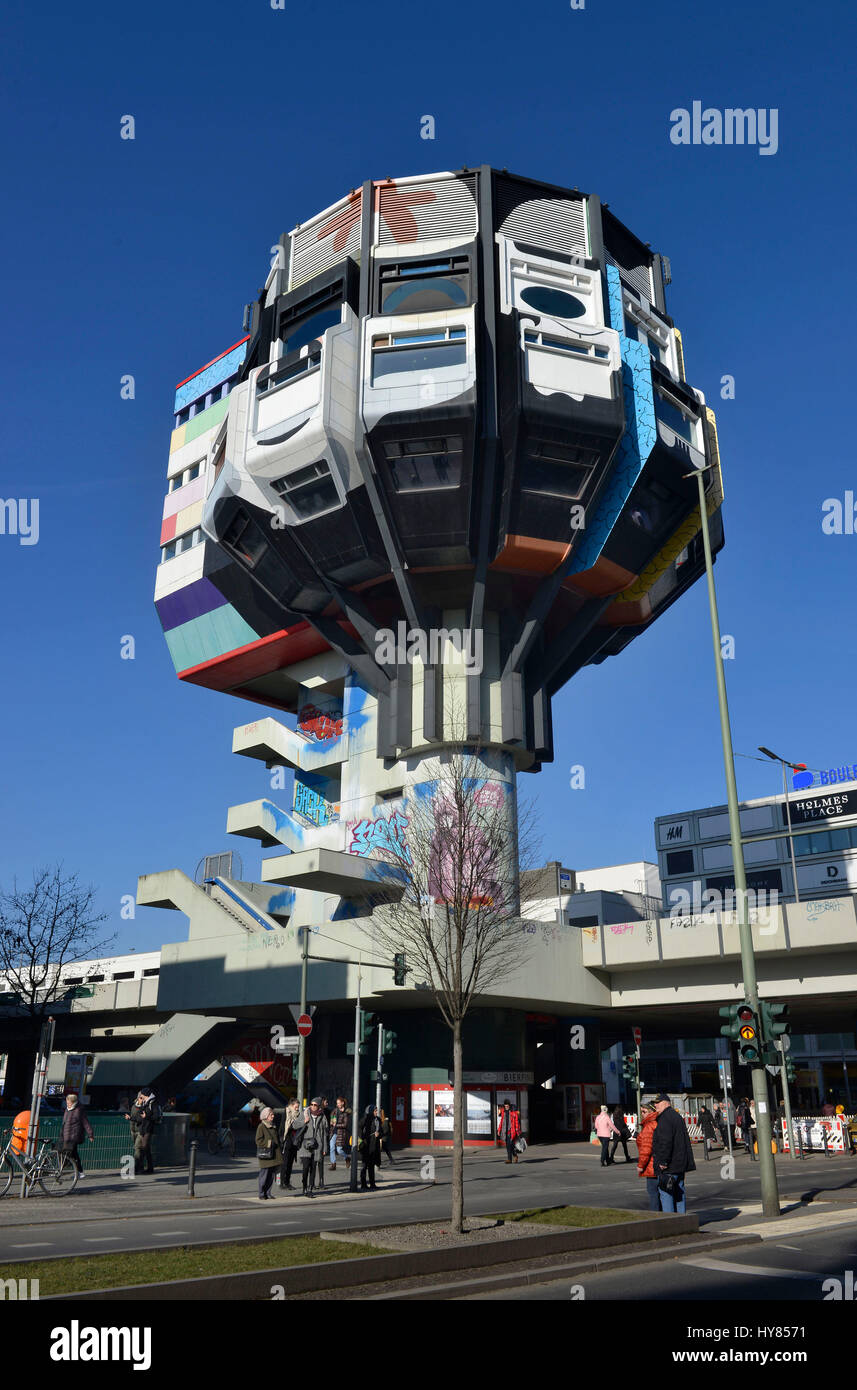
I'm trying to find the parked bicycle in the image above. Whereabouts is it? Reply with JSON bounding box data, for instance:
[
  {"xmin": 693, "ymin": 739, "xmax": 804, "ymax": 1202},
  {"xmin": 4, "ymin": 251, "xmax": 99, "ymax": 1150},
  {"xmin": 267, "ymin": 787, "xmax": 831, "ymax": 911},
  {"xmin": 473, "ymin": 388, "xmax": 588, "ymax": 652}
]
[
  {"xmin": 205, "ymin": 1120, "xmax": 235, "ymax": 1158},
  {"xmin": 0, "ymin": 1130, "xmax": 79, "ymax": 1197}
]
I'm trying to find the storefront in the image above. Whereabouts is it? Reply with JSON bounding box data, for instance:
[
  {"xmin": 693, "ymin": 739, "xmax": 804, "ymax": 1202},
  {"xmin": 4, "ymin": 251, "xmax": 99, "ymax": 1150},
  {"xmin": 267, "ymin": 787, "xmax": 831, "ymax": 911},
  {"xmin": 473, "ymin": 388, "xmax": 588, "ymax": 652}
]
[{"xmin": 392, "ymin": 1070, "xmax": 533, "ymax": 1146}]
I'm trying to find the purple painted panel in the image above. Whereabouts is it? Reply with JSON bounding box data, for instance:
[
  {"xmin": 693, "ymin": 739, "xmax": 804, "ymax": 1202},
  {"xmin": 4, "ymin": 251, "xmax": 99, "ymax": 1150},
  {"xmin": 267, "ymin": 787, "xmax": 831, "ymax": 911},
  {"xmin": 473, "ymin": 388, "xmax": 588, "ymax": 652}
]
[{"xmin": 156, "ymin": 577, "xmax": 228, "ymax": 631}]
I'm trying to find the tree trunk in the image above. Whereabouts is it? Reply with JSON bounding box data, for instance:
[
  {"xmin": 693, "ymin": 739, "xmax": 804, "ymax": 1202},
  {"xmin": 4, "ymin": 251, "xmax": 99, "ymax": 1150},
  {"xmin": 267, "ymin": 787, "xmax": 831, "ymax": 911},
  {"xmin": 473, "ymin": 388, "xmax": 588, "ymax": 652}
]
[{"xmin": 452, "ymin": 1018, "xmax": 463, "ymax": 1234}]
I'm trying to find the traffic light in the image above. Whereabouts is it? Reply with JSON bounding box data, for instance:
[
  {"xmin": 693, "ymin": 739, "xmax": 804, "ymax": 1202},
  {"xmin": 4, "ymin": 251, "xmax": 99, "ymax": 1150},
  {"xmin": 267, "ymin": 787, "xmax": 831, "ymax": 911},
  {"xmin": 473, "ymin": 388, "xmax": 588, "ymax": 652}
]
[
  {"xmin": 785, "ymin": 1054, "xmax": 797, "ymax": 1084},
  {"xmin": 736, "ymin": 1004, "xmax": 762, "ymax": 1064},
  {"xmin": 393, "ymin": 953, "xmax": 406, "ymax": 986},
  {"xmin": 360, "ymin": 1010, "xmax": 377, "ymax": 1043},
  {"xmin": 719, "ymin": 1003, "xmax": 743, "ymax": 1040},
  {"xmin": 621, "ymin": 1054, "xmax": 638, "ymax": 1082},
  {"xmin": 759, "ymin": 1001, "xmax": 790, "ymax": 1042},
  {"xmin": 383, "ymin": 1029, "xmax": 398, "ymax": 1054}
]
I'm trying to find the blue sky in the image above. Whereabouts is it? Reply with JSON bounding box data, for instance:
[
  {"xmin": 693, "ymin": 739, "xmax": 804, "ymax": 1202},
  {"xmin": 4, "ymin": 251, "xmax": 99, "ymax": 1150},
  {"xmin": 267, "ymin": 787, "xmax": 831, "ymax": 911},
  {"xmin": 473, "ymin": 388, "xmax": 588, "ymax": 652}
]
[{"xmin": 2, "ymin": 0, "xmax": 856, "ymax": 956}]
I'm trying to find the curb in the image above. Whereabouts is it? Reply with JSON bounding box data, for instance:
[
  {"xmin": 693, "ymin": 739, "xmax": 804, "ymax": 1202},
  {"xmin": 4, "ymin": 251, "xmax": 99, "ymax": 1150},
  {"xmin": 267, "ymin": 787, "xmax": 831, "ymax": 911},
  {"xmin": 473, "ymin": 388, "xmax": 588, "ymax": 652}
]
[
  {"xmin": 365, "ymin": 1231, "xmax": 765, "ymax": 1299},
  {"xmin": 46, "ymin": 1212, "xmax": 698, "ymax": 1300}
]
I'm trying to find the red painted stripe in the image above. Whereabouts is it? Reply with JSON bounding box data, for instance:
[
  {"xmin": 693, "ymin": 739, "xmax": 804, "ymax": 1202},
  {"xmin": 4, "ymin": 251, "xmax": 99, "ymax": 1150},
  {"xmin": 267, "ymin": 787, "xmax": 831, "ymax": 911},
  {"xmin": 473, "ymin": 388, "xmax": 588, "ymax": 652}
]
[
  {"xmin": 160, "ymin": 514, "xmax": 177, "ymax": 546},
  {"xmin": 175, "ymin": 335, "xmax": 250, "ymax": 391}
]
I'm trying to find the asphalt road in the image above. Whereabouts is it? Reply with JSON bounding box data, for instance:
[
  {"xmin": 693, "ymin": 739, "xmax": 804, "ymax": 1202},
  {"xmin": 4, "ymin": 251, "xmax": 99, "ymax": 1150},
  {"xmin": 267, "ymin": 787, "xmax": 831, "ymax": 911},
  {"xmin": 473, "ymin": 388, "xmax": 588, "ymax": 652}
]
[
  {"xmin": 458, "ymin": 1223, "xmax": 857, "ymax": 1301},
  {"xmin": 1, "ymin": 1145, "xmax": 855, "ymax": 1264}
]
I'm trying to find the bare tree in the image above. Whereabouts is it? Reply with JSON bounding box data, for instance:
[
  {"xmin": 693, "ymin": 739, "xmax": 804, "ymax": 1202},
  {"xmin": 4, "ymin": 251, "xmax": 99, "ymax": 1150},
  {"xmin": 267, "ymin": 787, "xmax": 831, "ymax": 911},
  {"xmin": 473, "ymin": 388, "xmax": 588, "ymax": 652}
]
[
  {"xmin": 0, "ymin": 866, "xmax": 114, "ymax": 1099},
  {"xmin": 360, "ymin": 745, "xmax": 535, "ymax": 1233}
]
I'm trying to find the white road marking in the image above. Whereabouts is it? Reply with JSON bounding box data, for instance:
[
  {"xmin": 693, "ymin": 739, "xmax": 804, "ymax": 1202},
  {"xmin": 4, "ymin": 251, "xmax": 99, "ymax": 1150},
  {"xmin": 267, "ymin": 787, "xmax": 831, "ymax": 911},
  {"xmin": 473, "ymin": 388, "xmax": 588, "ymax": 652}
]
[
  {"xmin": 681, "ymin": 1257, "xmax": 823, "ymax": 1280},
  {"xmin": 271, "ymin": 1221, "xmax": 299, "ymax": 1227},
  {"xmin": 153, "ymin": 1231, "xmax": 187, "ymax": 1236},
  {"xmin": 84, "ymin": 1237, "xmax": 121, "ymax": 1244},
  {"xmin": 212, "ymin": 1226, "xmax": 246, "ymax": 1231},
  {"xmin": 10, "ymin": 1242, "xmax": 53, "ymax": 1248},
  {"xmin": 777, "ymin": 1244, "xmax": 802, "ymax": 1250}
]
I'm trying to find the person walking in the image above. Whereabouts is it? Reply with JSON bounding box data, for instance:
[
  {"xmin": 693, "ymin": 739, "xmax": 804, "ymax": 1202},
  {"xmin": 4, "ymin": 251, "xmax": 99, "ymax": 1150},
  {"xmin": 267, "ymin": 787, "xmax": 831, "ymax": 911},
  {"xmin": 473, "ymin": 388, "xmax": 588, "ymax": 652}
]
[
  {"xmin": 359, "ymin": 1104, "xmax": 382, "ymax": 1189},
  {"xmin": 713, "ymin": 1103, "xmax": 728, "ymax": 1148},
  {"xmin": 255, "ymin": 1107, "xmax": 282, "ymax": 1200},
  {"xmin": 279, "ymin": 1098, "xmax": 303, "ymax": 1189},
  {"xmin": 651, "ymin": 1093, "xmax": 696, "ymax": 1213},
  {"xmin": 60, "ymin": 1093, "xmax": 94, "ymax": 1177},
  {"xmin": 698, "ymin": 1105, "xmax": 718, "ymax": 1157},
  {"xmin": 379, "ymin": 1109, "xmax": 394, "ymax": 1164},
  {"xmin": 636, "ymin": 1102, "xmax": 661, "ymax": 1211},
  {"xmin": 594, "ymin": 1104, "xmax": 620, "ymax": 1167},
  {"xmin": 126, "ymin": 1091, "xmax": 156, "ymax": 1175},
  {"xmin": 328, "ymin": 1096, "xmax": 351, "ymax": 1170},
  {"xmin": 497, "ymin": 1099, "xmax": 522, "ymax": 1164},
  {"xmin": 609, "ymin": 1105, "xmax": 633, "ymax": 1163},
  {"xmin": 297, "ymin": 1098, "xmax": 328, "ymax": 1197},
  {"xmin": 735, "ymin": 1098, "xmax": 754, "ymax": 1158}
]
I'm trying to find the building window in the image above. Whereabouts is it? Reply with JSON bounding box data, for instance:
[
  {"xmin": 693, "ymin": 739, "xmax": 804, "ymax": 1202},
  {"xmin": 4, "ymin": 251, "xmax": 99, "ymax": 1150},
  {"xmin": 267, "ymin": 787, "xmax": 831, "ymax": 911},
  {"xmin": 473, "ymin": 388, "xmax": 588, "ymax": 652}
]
[
  {"xmin": 160, "ymin": 528, "xmax": 203, "ymax": 565},
  {"xmin": 371, "ymin": 327, "xmax": 466, "ymax": 384},
  {"xmin": 89, "ymin": 975, "xmax": 104, "ymax": 983},
  {"xmin": 271, "ymin": 460, "xmax": 339, "ymax": 519},
  {"xmin": 383, "ymin": 437, "xmax": 464, "ymax": 493},
  {"xmin": 520, "ymin": 285, "xmax": 587, "ymax": 319},
  {"xmin": 142, "ymin": 968, "xmax": 160, "ymax": 977},
  {"xmin": 524, "ymin": 329, "xmax": 609, "ymax": 359},
  {"xmin": 666, "ymin": 849, "xmax": 694, "ymax": 875},
  {"xmin": 522, "ymin": 439, "xmax": 598, "ymax": 500},
  {"xmin": 112, "ymin": 971, "xmax": 134, "ymax": 981},
  {"xmin": 656, "ymin": 388, "xmax": 696, "ymax": 445},
  {"xmin": 186, "ymin": 462, "xmax": 201, "ymax": 483},
  {"xmin": 379, "ymin": 255, "xmax": 471, "ymax": 314},
  {"xmin": 280, "ymin": 305, "xmax": 341, "ymax": 356}
]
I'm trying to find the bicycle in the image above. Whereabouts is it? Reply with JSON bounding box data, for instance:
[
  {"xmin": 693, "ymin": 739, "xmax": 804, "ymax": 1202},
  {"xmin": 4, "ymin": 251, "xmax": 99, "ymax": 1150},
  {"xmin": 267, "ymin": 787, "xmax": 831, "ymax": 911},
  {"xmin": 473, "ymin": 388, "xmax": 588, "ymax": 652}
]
[
  {"xmin": 0, "ymin": 1130, "xmax": 80, "ymax": 1197},
  {"xmin": 205, "ymin": 1121, "xmax": 235, "ymax": 1158}
]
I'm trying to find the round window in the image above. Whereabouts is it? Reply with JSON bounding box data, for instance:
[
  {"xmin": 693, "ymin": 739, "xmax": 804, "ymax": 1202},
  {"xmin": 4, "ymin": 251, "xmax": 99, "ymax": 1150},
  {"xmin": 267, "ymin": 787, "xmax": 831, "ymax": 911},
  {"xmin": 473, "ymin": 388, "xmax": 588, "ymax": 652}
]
[{"xmin": 520, "ymin": 286, "xmax": 586, "ymax": 319}]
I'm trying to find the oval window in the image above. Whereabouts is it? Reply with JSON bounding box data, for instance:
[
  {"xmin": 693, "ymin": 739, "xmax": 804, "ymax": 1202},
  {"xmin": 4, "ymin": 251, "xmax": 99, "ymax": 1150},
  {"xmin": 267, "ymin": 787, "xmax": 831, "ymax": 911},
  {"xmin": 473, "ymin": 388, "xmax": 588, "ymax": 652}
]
[{"xmin": 520, "ymin": 286, "xmax": 586, "ymax": 319}]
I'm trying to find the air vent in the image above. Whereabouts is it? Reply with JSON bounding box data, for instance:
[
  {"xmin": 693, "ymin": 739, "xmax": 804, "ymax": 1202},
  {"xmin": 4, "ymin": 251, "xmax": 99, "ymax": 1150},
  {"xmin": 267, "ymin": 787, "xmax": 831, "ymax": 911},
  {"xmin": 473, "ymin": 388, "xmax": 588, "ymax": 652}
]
[
  {"xmin": 377, "ymin": 175, "xmax": 478, "ymax": 246},
  {"xmin": 290, "ymin": 193, "xmax": 362, "ymax": 290},
  {"xmin": 496, "ymin": 184, "xmax": 588, "ymax": 258}
]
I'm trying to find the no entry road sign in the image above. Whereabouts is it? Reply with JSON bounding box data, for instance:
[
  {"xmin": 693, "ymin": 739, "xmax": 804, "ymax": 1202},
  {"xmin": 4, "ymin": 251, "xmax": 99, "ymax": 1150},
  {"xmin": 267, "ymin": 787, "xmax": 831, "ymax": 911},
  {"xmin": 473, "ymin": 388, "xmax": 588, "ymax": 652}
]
[{"xmin": 297, "ymin": 1014, "xmax": 313, "ymax": 1037}]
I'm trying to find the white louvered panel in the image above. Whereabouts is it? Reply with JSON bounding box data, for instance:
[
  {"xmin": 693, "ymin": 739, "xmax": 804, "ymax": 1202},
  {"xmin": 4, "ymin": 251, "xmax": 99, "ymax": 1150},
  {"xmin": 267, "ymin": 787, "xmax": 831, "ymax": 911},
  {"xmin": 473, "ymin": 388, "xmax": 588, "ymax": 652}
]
[
  {"xmin": 606, "ymin": 251, "xmax": 652, "ymax": 302},
  {"xmin": 497, "ymin": 193, "xmax": 588, "ymax": 258},
  {"xmin": 377, "ymin": 175, "xmax": 478, "ymax": 246},
  {"xmin": 289, "ymin": 193, "xmax": 362, "ymax": 290}
]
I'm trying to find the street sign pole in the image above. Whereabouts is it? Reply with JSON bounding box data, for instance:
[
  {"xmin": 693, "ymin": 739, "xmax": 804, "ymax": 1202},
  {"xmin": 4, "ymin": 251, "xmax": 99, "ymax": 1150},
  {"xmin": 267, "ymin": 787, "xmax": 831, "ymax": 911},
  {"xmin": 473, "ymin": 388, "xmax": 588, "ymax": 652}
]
[
  {"xmin": 632, "ymin": 1027, "xmax": 642, "ymax": 1124},
  {"xmin": 718, "ymin": 1060, "xmax": 733, "ymax": 1162},
  {"xmin": 694, "ymin": 465, "xmax": 780, "ymax": 1218},
  {"xmin": 375, "ymin": 1024, "xmax": 384, "ymax": 1113},
  {"xmin": 296, "ymin": 927, "xmax": 309, "ymax": 1106},
  {"xmin": 349, "ymin": 957, "xmax": 362, "ymax": 1194},
  {"xmin": 777, "ymin": 1039, "xmax": 798, "ymax": 1160},
  {"xmin": 22, "ymin": 1016, "xmax": 55, "ymax": 1199}
]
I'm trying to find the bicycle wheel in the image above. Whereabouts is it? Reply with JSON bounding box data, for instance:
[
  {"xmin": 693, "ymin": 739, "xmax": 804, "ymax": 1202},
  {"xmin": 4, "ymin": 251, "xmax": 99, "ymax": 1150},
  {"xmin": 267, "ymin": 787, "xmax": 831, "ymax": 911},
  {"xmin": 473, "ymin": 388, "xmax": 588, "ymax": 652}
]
[
  {"xmin": 206, "ymin": 1129, "xmax": 219, "ymax": 1154},
  {"xmin": 38, "ymin": 1149, "xmax": 79, "ymax": 1197},
  {"xmin": 0, "ymin": 1154, "xmax": 16, "ymax": 1196},
  {"xmin": 224, "ymin": 1129, "xmax": 235, "ymax": 1159}
]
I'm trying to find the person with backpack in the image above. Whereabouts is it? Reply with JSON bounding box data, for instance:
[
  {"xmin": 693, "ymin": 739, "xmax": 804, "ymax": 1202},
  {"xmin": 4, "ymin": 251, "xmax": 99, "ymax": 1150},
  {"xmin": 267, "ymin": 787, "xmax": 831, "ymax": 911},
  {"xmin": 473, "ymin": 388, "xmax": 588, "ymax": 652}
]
[
  {"xmin": 255, "ymin": 1107, "xmax": 282, "ymax": 1200},
  {"xmin": 651, "ymin": 1093, "xmax": 696, "ymax": 1213},
  {"xmin": 609, "ymin": 1105, "xmax": 634, "ymax": 1163}
]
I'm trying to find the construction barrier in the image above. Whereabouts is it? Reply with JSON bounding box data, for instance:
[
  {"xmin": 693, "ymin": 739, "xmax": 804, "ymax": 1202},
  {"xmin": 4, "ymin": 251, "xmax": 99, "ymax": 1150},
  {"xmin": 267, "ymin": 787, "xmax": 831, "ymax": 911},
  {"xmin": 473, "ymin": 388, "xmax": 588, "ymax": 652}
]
[{"xmin": 0, "ymin": 1112, "xmax": 190, "ymax": 1170}]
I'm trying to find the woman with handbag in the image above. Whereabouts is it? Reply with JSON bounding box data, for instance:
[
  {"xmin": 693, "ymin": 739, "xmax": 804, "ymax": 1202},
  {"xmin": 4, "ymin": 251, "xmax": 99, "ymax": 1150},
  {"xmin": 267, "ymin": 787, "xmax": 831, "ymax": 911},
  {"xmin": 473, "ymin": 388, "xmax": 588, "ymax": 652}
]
[
  {"xmin": 497, "ymin": 1100, "xmax": 522, "ymax": 1164},
  {"xmin": 298, "ymin": 1098, "xmax": 329, "ymax": 1197},
  {"xmin": 255, "ymin": 1107, "xmax": 282, "ymax": 1200}
]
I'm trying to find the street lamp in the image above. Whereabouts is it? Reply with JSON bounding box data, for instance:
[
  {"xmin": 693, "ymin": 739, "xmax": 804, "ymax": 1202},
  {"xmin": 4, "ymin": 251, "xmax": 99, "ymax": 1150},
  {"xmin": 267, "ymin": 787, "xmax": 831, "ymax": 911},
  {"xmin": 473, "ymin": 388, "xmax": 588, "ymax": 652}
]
[
  {"xmin": 687, "ymin": 461, "xmax": 781, "ymax": 1218},
  {"xmin": 758, "ymin": 747, "xmax": 806, "ymax": 904}
]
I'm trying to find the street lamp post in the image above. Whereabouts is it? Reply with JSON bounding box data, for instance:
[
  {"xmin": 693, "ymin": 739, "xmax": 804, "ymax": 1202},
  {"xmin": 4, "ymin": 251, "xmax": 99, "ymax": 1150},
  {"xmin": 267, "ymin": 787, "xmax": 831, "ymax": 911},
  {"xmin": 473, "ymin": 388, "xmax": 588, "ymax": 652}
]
[
  {"xmin": 758, "ymin": 747, "xmax": 804, "ymax": 905},
  {"xmin": 691, "ymin": 465, "xmax": 781, "ymax": 1218}
]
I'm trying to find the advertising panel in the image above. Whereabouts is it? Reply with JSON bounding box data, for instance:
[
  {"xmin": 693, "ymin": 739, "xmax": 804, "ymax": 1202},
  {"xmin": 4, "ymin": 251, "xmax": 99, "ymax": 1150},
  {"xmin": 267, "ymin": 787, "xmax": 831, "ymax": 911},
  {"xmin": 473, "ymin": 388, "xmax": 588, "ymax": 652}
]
[
  {"xmin": 785, "ymin": 790, "xmax": 857, "ymax": 826},
  {"xmin": 433, "ymin": 1088, "xmax": 454, "ymax": 1132},
  {"xmin": 410, "ymin": 1088, "xmax": 430, "ymax": 1135},
  {"xmin": 466, "ymin": 1090, "xmax": 492, "ymax": 1137}
]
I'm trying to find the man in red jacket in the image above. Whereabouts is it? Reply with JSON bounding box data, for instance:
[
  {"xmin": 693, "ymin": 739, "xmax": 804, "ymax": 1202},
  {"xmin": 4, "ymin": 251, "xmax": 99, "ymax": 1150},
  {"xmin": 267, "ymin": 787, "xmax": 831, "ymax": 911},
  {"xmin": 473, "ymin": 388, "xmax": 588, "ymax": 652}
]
[{"xmin": 497, "ymin": 1100, "xmax": 522, "ymax": 1163}]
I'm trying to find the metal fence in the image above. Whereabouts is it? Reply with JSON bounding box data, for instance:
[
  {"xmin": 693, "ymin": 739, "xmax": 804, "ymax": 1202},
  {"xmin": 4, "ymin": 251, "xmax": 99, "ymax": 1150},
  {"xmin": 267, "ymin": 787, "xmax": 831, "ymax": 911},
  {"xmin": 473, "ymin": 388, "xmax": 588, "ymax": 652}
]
[{"xmin": 0, "ymin": 1112, "xmax": 189, "ymax": 1170}]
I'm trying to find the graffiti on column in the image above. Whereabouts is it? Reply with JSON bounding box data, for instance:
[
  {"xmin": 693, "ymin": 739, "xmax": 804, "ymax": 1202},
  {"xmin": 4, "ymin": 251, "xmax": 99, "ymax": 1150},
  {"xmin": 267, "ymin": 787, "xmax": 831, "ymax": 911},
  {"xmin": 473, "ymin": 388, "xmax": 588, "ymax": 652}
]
[{"xmin": 348, "ymin": 809, "xmax": 412, "ymax": 864}]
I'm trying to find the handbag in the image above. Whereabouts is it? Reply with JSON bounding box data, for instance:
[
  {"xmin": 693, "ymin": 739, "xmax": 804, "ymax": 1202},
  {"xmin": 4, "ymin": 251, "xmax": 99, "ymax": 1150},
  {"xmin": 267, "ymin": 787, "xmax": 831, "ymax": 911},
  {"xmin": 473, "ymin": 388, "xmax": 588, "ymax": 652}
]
[
  {"xmin": 256, "ymin": 1141, "xmax": 274, "ymax": 1159},
  {"xmin": 514, "ymin": 1136, "xmax": 527, "ymax": 1156},
  {"xmin": 658, "ymin": 1172, "xmax": 679, "ymax": 1197},
  {"xmin": 304, "ymin": 1137, "xmax": 318, "ymax": 1152}
]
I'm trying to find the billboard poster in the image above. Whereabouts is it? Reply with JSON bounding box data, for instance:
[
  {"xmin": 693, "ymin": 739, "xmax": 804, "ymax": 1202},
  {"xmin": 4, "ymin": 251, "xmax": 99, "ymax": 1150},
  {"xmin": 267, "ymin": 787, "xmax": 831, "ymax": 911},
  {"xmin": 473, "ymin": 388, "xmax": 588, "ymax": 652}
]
[
  {"xmin": 466, "ymin": 1090, "xmax": 492, "ymax": 1136},
  {"xmin": 433, "ymin": 1089, "xmax": 454, "ymax": 1132},
  {"xmin": 784, "ymin": 790, "xmax": 856, "ymax": 826},
  {"xmin": 411, "ymin": 1089, "xmax": 429, "ymax": 1135}
]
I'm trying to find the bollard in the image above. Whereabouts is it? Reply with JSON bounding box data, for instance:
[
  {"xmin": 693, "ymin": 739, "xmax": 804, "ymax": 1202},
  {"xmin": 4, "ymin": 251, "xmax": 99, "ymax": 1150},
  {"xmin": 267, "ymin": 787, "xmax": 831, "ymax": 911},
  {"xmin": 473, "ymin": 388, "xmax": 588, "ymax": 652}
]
[{"xmin": 188, "ymin": 1139, "xmax": 198, "ymax": 1197}]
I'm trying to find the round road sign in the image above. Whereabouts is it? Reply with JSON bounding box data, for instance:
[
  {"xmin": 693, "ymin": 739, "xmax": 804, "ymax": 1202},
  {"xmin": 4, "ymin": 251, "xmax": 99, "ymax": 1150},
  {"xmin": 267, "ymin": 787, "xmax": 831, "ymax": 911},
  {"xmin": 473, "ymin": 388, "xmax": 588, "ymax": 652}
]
[{"xmin": 297, "ymin": 1014, "xmax": 313, "ymax": 1037}]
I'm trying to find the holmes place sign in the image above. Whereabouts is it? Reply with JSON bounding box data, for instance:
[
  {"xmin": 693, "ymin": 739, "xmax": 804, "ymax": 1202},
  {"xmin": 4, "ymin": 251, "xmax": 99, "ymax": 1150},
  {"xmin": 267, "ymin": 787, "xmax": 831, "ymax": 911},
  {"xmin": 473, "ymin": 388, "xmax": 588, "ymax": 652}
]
[
  {"xmin": 459, "ymin": 1071, "xmax": 534, "ymax": 1085},
  {"xmin": 784, "ymin": 790, "xmax": 857, "ymax": 826}
]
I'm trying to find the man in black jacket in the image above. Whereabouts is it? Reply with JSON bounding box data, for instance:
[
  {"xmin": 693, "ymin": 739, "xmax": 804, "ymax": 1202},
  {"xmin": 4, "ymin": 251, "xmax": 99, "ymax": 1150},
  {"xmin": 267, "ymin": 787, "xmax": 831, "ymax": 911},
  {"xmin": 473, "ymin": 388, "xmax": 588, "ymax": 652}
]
[{"xmin": 651, "ymin": 1094, "xmax": 696, "ymax": 1213}]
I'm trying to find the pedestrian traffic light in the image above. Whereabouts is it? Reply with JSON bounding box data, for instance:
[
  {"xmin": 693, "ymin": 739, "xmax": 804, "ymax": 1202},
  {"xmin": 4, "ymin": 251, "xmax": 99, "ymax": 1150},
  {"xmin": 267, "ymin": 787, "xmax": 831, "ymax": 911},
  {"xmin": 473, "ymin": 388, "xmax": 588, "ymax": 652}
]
[
  {"xmin": 621, "ymin": 1054, "xmax": 638, "ymax": 1082},
  {"xmin": 393, "ymin": 952, "xmax": 406, "ymax": 986},
  {"xmin": 360, "ymin": 1011, "xmax": 377, "ymax": 1043},
  {"xmin": 785, "ymin": 1055, "xmax": 797, "ymax": 1084},
  {"xmin": 384, "ymin": 1029, "xmax": 398, "ymax": 1053},
  {"xmin": 758, "ymin": 1000, "xmax": 790, "ymax": 1042}
]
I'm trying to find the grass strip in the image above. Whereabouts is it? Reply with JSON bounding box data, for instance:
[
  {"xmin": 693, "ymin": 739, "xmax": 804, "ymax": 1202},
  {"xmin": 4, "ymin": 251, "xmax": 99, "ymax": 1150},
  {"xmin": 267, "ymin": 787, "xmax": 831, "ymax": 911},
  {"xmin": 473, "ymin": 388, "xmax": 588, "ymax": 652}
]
[
  {"xmin": 487, "ymin": 1205, "xmax": 644, "ymax": 1227},
  {"xmin": 0, "ymin": 1235, "xmax": 389, "ymax": 1297}
]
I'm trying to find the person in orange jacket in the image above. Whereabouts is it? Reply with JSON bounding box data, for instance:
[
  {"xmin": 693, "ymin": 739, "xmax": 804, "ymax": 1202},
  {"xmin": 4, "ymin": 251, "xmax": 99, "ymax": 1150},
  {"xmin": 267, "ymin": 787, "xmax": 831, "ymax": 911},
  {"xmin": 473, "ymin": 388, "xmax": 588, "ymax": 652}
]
[
  {"xmin": 636, "ymin": 1102, "xmax": 661, "ymax": 1210},
  {"xmin": 497, "ymin": 1100, "xmax": 522, "ymax": 1163}
]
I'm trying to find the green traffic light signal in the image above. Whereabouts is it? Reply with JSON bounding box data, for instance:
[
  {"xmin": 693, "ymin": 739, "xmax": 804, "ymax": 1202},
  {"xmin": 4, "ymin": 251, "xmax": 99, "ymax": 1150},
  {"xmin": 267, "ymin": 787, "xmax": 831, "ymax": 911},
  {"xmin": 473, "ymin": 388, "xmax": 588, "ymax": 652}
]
[{"xmin": 759, "ymin": 1001, "xmax": 790, "ymax": 1041}]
